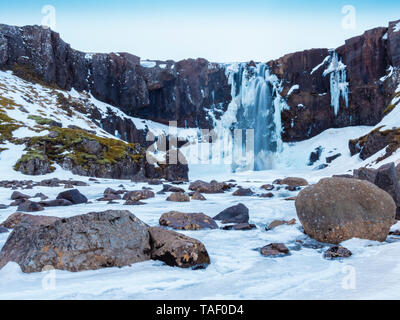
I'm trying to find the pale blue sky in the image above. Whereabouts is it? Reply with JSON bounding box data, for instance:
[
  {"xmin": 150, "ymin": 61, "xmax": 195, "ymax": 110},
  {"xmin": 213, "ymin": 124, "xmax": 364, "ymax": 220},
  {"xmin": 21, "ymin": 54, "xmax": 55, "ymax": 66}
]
[{"xmin": 0, "ymin": 0, "xmax": 399, "ymax": 62}]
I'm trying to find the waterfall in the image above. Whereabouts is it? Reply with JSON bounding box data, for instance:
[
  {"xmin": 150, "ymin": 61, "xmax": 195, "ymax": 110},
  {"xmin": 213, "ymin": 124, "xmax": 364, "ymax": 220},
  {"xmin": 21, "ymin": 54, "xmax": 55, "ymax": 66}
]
[
  {"xmin": 323, "ymin": 51, "xmax": 349, "ymax": 116},
  {"xmin": 212, "ymin": 62, "xmax": 288, "ymax": 172}
]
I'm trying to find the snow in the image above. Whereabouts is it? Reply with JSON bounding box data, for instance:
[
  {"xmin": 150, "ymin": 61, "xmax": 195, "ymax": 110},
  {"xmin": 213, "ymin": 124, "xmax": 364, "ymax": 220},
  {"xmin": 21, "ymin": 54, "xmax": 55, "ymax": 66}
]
[
  {"xmin": 287, "ymin": 84, "xmax": 299, "ymax": 97},
  {"xmin": 1, "ymin": 67, "xmax": 400, "ymax": 299},
  {"xmin": 140, "ymin": 60, "xmax": 156, "ymax": 68},
  {"xmin": 394, "ymin": 22, "xmax": 400, "ymax": 33},
  {"xmin": 310, "ymin": 56, "xmax": 330, "ymax": 75}
]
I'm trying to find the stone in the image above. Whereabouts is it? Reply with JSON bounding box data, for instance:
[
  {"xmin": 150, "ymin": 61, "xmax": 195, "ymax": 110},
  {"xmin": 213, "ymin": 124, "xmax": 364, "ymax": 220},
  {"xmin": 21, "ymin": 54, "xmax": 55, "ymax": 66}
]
[
  {"xmin": 275, "ymin": 177, "xmax": 308, "ymax": 187},
  {"xmin": 10, "ymin": 191, "xmax": 30, "ymax": 200},
  {"xmin": 213, "ymin": 203, "xmax": 249, "ymax": 224},
  {"xmin": 260, "ymin": 193, "xmax": 274, "ymax": 198},
  {"xmin": 97, "ymin": 194, "xmax": 122, "ymax": 201},
  {"xmin": 0, "ymin": 212, "xmax": 60, "ymax": 229},
  {"xmin": 17, "ymin": 200, "xmax": 44, "ymax": 212},
  {"xmin": 221, "ymin": 223, "xmax": 256, "ymax": 231},
  {"xmin": 149, "ymin": 227, "xmax": 210, "ymax": 269},
  {"xmin": 261, "ymin": 184, "xmax": 274, "ymax": 191},
  {"xmin": 159, "ymin": 211, "xmax": 218, "ymax": 230},
  {"xmin": 123, "ymin": 190, "xmax": 155, "ymax": 201},
  {"xmin": 232, "ymin": 188, "xmax": 254, "ymax": 196},
  {"xmin": 33, "ymin": 193, "xmax": 48, "ymax": 200},
  {"xmin": 38, "ymin": 199, "xmax": 73, "ymax": 207},
  {"xmin": 260, "ymin": 243, "xmax": 289, "ymax": 256},
  {"xmin": 326, "ymin": 153, "xmax": 342, "ymax": 163},
  {"xmin": 124, "ymin": 200, "xmax": 146, "ymax": 205},
  {"xmin": 324, "ymin": 246, "xmax": 352, "ymax": 259},
  {"xmin": 166, "ymin": 192, "xmax": 190, "ymax": 202},
  {"xmin": 0, "ymin": 210, "xmax": 151, "ymax": 273},
  {"xmin": 191, "ymin": 191, "xmax": 206, "ymax": 201},
  {"xmin": 189, "ymin": 180, "xmax": 233, "ymax": 194},
  {"xmin": 56, "ymin": 189, "xmax": 88, "ymax": 204},
  {"xmin": 266, "ymin": 219, "xmax": 296, "ymax": 230},
  {"xmin": 295, "ymin": 177, "xmax": 396, "ymax": 244}
]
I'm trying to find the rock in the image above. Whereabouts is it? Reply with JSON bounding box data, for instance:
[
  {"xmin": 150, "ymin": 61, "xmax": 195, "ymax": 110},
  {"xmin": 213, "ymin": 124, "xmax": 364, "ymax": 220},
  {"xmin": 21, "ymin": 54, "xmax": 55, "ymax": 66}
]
[
  {"xmin": 33, "ymin": 193, "xmax": 48, "ymax": 200},
  {"xmin": 275, "ymin": 177, "xmax": 308, "ymax": 187},
  {"xmin": 260, "ymin": 243, "xmax": 289, "ymax": 256},
  {"xmin": 260, "ymin": 192, "xmax": 274, "ymax": 198},
  {"xmin": 284, "ymin": 196, "xmax": 297, "ymax": 201},
  {"xmin": 189, "ymin": 180, "xmax": 233, "ymax": 194},
  {"xmin": 159, "ymin": 211, "xmax": 218, "ymax": 230},
  {"xmin": 56, "ymin": 189, "xmax": 88, "ymax": 204},
  {"xmin": 123, "ymin": 190, "xmax": 155, "ymax": 201},
  {"xmin": 0, "ymin": 226, "xmax": 8, "ymax": 233},
  {"xmin": 38, "ymin": 199, "xmax": 73, "ymax": 207},
  {"xmin": 162, "ymin": 184, "xmax": 185, "ymax": 193},
  {"xmin": 266, "ymin": 219, "xmax": 296, "ymax": 230},
  {"xmin": 103, "ymin": 187, "xmax": 119, "ymax": 195},
  {"xmin": 148, "ymin": 227, "xmax": 210, "ymax": 269},
  {"xmin": 0, "ymin": 212, "xmax": 60, "ymax": 229},
  {"xmin": 295, "ymin": 177, "xmax": 396, "ymax": 244},
  {"xmin": 232, "ymin": 187, "xmax": 254, "ymax": 196},
  {"xmin": 324, "ymin": 246, "xmax": 352, "ymax": 259},
  {"xmin": 308, "ymin": 146, "xmax": 323, "ymax": 166},
  {"xmin": 326, "ymin": 153, "xmax": 342, "ymax": 163},
  {"xmin": 14, "ymin": 155, "xmax": 53, "ymax": 175},
  {"xmin": 191, "ymin": 191, "xmax": 206, "ymax": 201},
  {"xmin": 0, "ymin": 210, "xmax": 151, "ymax": 272},
  {"xmin": 166, "ymin": 192, "xmax": 190, "ymax": 202},
  {"xmin": 0, "ymin": 204, "xmax": 8, "ymax": 209},
  {"xmin": 148, "ymin": 179, "xmax": 163, "ymax": 185},
  {"xmin": 261, "ymin": 184, "xmax": 274, "ymax": 191},
  {"xmin": 17, "ymin": 200, "xmax": 44, "ymax": 212},
  {"xmin": 10, "ymin": 191, "xmax": 31, "ymax": 200},
  {"xmin": 221, "ymin": 223, "xmax": 256, "ymax": 231},
  {"xmin": 124, "ymin": 200, "xmax": 146, "ymax": 205},
  {"xmin": 97, "ymin": 194, "xmax": 122, "ymax": 201},
  {"xmin": 213, "ymin": 203, "xmax": 249, "ymax": 224},
  {"xmin": 285, "ymin": 185, "xmax": 300, "ymax": 191}
]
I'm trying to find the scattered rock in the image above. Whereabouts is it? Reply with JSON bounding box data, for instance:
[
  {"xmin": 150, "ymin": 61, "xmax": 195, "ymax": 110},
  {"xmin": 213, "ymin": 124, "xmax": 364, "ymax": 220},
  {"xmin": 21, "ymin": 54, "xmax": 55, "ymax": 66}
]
[
  {"xmin": 17, "ymin": 200, "xmax": 44, "ymax": 212},
  {"xmin": 0, "ymin": 226, "xmax": 8, "ymax": 233},
  {"xmin": 260, "ymin": 192, "xmax": 274, "ymax": 198},
  {"xmin": 148, "ymin": 227, "xmax": 210, "ymax": 269},
  {"xmin": 124, "ymin": 200, "xmax": 146, "ymax": 205},
  {"xmin": 295, "ymin": 177, "xmax": 396, "ymax": 244},
  {"xmin": 123, "ymin": 190, "xmax": 155, "ymax": 201},
  {"xmin": 148, "ymin": 179, "xmax": 163, "ymax": 185},
  {"xmin": 221, "ymin": 223, "xmax": 256, "ymax": 231},
  {"xmin": 38, "ymin": 199, "xmax": 73, "ymax": 207},
  {"xmin": 308, "ymin": 146, "xmax": 323, "ymax": 166},
  {"xmin": 97, "ymin": 194, "xmax": 122, "ymax": 201},
  {"xmin": 232, "ymin": 187, "xmax": 254, "ymax": 196},
  {"xmin": 189, "ymin": 180, "xmax": 234, "ymax": 194},
  {"xmin": 166, "ymin": 192, "xmax": 190, "ymax": 202},
  {"xmin": 56, "ymin": 189, "xmax": 88, "ymax": 204},
  {"xmin": 0, "ymin": 204, "xmax": 8, "ymax": 210},
  {"xmin": 0, "ymin": 212, "xmax": 60, "ymax": 229},
  {"xmin": 266, "ymin": 219, "xmax": 296, "ymax": 230},
  {"xmin": 11, "ymin": 191, "xmax": 31, "ymax": 200},
  {"xmin": 0, "ymin": 210, "xmax": 151, "ymax": 272},
  {"xmin": 326, "ymin": 153, "xmax": 342, "ymax": 163},
  {"xmin": 324, "ymin": 246, "xmax": 352, "ymax": 259},
  {"xmin": 33, "ymin": 193, "xmax": 48, "ymax": 200},
  {"xmin": 285, "ymin": 185, "xmax": 300, "ymax": 191},
  {"xmin": 191, "ymin": 191, "xmax": 206, "ymax": 201},
  {"xmin": 261, "ymin": 184, "xmax": 274, "ymax": 191},
  {"xmin": 274, "ymin": 177, "xmax": 308, "ymax": 187},
  {"xmin": 159, "ymin": 211, "xmax": 218, "ymax": 230},
  {"xmin": 260, "ymin": 243, "xmax": 289, "ymax": 256},
  {"xmin": 213, "ymin": 203, "xmax": 249, "ymax": 224},
  {"xmin": 284, "ymin": 196, "xmax": 297, "ymax": 201}
]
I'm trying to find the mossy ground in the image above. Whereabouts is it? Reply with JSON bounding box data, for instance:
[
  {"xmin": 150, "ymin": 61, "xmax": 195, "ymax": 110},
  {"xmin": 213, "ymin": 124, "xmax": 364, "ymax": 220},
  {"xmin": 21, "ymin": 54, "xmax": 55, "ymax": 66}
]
[{"xmin": 0, "ymin": 95, "xmax": 23, "ymax": 143}]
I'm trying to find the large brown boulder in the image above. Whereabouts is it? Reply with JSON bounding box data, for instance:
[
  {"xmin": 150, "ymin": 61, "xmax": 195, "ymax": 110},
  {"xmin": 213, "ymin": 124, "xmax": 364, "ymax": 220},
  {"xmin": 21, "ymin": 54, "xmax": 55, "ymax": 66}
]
[
  {"xmin": 274, "ymin": 177, "xmax": 308, "ymax": 187},
  {"xmin": 159, "ymin": 211, "xmax": 218, "ymax": 230},
  {"xmin": 166, "ymin": 192, "xmax": 190, "ymax": 202},
  {"xmin": 0, "ymin": 210, "xmax": 151, "ymax": 272},
  {"xmin": 189, "ymin": 180, "xmax": 233, "ymax": 194},
  {"xmin": 149, "ymin": 227, "xmax": 210, "ymax": 269},
  {"xmin": 295, "ymin": 177, "xmax": 396, "ymax": 244}
]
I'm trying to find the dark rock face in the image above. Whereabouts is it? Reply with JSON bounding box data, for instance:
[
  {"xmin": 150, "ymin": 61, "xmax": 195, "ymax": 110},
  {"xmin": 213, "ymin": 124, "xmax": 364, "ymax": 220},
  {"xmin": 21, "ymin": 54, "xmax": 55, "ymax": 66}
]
[
  {"xmin": 149, "ymin": 227, "xmax": 210, "ymax": 269},
  {"xmin": 295, "ymin": 177, "xmax": 396, "ymax": 244},
  {"xmin": 0, "ymin": 212, "xmax": 60, "ymax": 229},
  {"xmin": 56, "ymin": 189, "xmax": 88, "ymax": 204},
  {"xmin": 159, "ymin": 211, "xmax": 218, "ymax": 230},
  {"xmin": 15, "ymin": 155, "xmax": 53, "ymax": 175},
  {"xmin": 0, "ymin": 210, "xmax": 151, "ymax": 272},
  {"xmin": 0, "ymin": 24, "xmax": 230, "ymax": 129},
  {"xmin": 213, "ymin": 203, "xmax": 249, "ymax": 224}
]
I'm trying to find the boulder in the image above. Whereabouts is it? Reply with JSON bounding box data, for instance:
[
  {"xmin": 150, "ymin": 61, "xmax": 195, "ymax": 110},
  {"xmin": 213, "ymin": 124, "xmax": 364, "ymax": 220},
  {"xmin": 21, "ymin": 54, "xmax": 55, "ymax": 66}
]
[
  {"xmin": 189, "ymin": 180, "xmax": 233, "ymax": 194},
  {"xmin": 0, "ymin": 212, "xmax": 60, "ymax": 229},
  {"xmin": 295, "ymin": 177, "xmax": 396, "ymax": 244},
  {"xmin": 56, "ymin": 189, "xmax": 88, "ymax": 204},
  {"xmin": 191, "ymin": 191, "xmax": 206, "ymax": 201},
  {"xmin": 260, "ymin": 192, "xmax": 274, "ymax": 198},
  {"xmin": 10, "ymin": 191, "xmax": 31, "ymax": 200},
  {"xmin": 0, "ymin": 210, "xmax": 151, "ymax": 272},
  {"xmin": 124, "ymin": 200, "xmax": 146, "ymax": 205},
  {"xmin": 123, "ymin": 190, "xmax": 155, "ymax": 201},
  {"xmin": 38, "ymin": 199, "xmax": 73, "ymax": 207},
  {"xmin": 275, "ymin": 177, "xmax": 308, "ymax": 187},
  {"xmin": 213, "ymin": 203, "xmax": 249, "ymax": 224},
  {"xmin": 97, "ymin": 194, "xmax": 122, "ymax": 201},
  {"xmin": 232, "ymin": 187, "xmax": 254, "ymax": 196},
  {"xmin": 33, "ymin": 193, "xmax": 48, "ymax": 200},
  {"xmin": 166, "ymin": 192, "xmax": 190, "ymax": 202},
  {"xmin": 221, "ymin": 223, "xmax": 256, "ymax": 231},
  {"xmin": 159, "ymin": 211, "xmax": 218, "ymax": 230},
  {"xmin": 148, "ymin": 227, "xmax": 210, "ymax": 269},
  {"xmin": 17, "ymin": 200, "xmax": 44, "ymax": 212},
  {"xmin": 261, "ymin": 184, "xmax": 274, "ymax": 191},
  {"xmin": 260, "ymin": 243, "xmax": 289, "ymax": 256}
]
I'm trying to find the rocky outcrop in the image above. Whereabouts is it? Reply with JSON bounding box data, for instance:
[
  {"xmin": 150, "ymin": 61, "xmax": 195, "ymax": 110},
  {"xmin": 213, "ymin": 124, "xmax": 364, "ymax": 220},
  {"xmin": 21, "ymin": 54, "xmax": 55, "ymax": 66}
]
[
  {"xmin": 0, "ymin": 24, "xmax": 231, "ymax": 129},
  {"xmin": 295, "ymin": 177, "xmax": 396, "ymax": 244}
]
